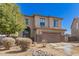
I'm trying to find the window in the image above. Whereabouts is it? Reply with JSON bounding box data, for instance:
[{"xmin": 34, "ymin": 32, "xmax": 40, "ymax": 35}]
[
  {"xmin": 53, "ymin": 20, "xmax": 58, "ymax": 27},
  {"xmin": 25, "ymin": 19, "xmax": 29, "ymax": 25},
  {"xmin": 40, "ymin": 18, "xmax": 45, "ymax": 27}
]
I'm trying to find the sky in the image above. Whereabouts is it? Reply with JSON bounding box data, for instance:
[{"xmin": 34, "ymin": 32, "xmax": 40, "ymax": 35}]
[{"xmin": 17, "ymin": 3, "xmax": 79, "ymax": 34}]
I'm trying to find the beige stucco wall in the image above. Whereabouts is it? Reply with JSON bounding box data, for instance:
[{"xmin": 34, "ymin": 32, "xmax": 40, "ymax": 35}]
[
  {"xmin": 48, "ymin": 17, "xmax": 61, "ymax": 29},
  {"xmin": 34, "ymin": 15, "xmax": 62, "ymax": 29},
  {"xmin": 58, "ymin": 20, "xmax": 61, "ymax": 28},
  {"xmin": 19, "ymin": 16, "xmax": 34, "ymax": 37},
  {"xmin": 34, "ymin": 15, "xmax": 40, "ymax": 28},
  {"xmin": 19, "ymin": 15, "xmax": 63, "ymax": 38},
  {"xmin": 49, "ymin": 17, "xmax": 53, "ymax": 28},
  {"xmin": 24, "ymin": 16, "xmax": 34, "ymax": 28},
  {"xmin": 34, "ymin": 15, "xmax": 49, "ymax": 28}
]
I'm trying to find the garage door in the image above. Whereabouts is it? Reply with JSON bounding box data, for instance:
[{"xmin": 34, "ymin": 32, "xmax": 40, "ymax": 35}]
[{"xmin": 42, "ymin": 32, "xmax": 64, "ymax": 43}]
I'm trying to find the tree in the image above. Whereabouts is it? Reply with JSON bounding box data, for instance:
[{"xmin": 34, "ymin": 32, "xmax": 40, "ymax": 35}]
[{"xmin": 0, "ymin": 3, "xmax": 25, "ymax": 36}]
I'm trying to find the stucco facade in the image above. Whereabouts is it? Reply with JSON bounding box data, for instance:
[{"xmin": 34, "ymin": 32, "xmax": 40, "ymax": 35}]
[
  {"xmin": 21, "ymin": 14, "xmax": 66, "ymax": 43},
  {"xmin": 71, "ymin": 17, "xmax": 79, "ymax": 39}
]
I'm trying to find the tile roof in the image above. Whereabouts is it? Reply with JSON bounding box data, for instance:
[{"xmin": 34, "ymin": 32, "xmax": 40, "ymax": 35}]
[{"xmin": 23, "ymin": 14, "xmax": 63, "ymax": 20}]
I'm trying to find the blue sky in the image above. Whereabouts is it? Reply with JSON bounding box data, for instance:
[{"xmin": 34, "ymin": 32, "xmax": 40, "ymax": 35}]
[{"xmin": 17, "ymin": 3, "xmax": 79, "ymax": 34}]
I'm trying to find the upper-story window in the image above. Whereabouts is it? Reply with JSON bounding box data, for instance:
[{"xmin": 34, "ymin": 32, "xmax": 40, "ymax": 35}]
[
  {"xmin": 40, "ymin": 18, "xmax": 45, "ymax": 27},
  {"xmin": 25, "ymin": 19, "xmax": 29, "ymax": 25},
  {"xmin": 53, "ymin": 19, "xmax": 58, "ymax": 27}
]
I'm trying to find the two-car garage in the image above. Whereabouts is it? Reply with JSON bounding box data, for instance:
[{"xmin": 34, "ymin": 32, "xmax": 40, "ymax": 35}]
[{"xmin": 36, "ymin": 32, "xmax": 65, "ymax": 43}]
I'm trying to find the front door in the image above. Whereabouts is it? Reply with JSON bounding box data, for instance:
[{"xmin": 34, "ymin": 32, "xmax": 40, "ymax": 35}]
[{"xmin": 23, "ymin": 27, "xmax": 31, "ymax": 37}]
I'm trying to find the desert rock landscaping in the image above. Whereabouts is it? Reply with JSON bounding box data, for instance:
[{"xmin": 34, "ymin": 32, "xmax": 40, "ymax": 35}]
[{"xmin": 0, "ymin": 42, "xmax": 79, "ymax": 56}]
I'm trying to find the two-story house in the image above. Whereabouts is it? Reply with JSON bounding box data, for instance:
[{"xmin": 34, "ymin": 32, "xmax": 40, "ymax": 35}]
[
  {"xmin": 71, "ymin": 17, "xmax": 79, "ymax": 40},
  {"xmin": 21, "ymin": 14, "xmax": 66, "ymax": 43}
]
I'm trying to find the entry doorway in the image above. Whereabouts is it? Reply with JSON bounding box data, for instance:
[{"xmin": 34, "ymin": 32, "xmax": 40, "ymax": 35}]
[{"xmin": 23, "ymin": 27, "xmax": 31, "ymax": 38}]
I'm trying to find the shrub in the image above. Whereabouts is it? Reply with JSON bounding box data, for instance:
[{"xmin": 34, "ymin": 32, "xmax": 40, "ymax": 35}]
[
  {"xmin": 42, "ymin": 39, "xmax": 47, "ymax": 47},
  {"xmin": 0, "ymin": 35, "xmax": 6, "ymax": 46},
  {"xmin": 16, "ymin": 37, "xmax": 32, "ymax": 51},
  {"xmin": 1, "ymin": 37, "xmax": 15, "ymax": 50},
  {"xmin": 15, "ymin": 37, "xmax": 22, "ymax": 46}
]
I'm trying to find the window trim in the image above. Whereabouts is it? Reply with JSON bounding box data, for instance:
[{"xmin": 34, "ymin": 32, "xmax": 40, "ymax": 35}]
[
  {"xmin": 25, "ymin": 19, "xmax": 29, "ymax": 25},
  {"xmin": 53, "ymin": 19, "xmax": 58, "ymax": 28},
  {"xmin": 40, "ymin": 18, "xmax": 45, "ymax": 27}
]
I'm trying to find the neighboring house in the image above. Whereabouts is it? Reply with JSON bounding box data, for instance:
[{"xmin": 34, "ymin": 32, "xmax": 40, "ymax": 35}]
[
  {"xmin": 20, "ymin": 14, "xmax": 66, "ymax": 43},
  {"xmin": 71, "ymin": 17, "xmax": 79, "ymax": 40}
]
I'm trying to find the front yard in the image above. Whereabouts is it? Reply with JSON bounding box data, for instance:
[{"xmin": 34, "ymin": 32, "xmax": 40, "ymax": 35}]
[{"xmin": 0, "ymin": 42, "xmax": 79, "ymax": 56}]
